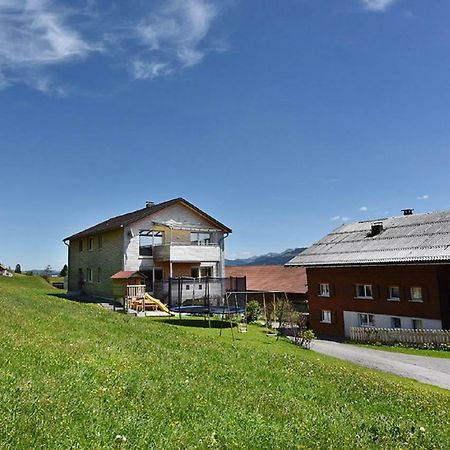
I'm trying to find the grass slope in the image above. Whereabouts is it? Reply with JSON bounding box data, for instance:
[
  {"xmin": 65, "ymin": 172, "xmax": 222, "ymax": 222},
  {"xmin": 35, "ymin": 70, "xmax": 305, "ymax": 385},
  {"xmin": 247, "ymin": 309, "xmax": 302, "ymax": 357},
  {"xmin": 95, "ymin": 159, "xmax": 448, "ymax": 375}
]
[
  {"xmin": 0, "ymin": 275, "xmax": 449, "ymax": 449},
  {"xmin": 350, "ymin": 343, "xmax": 450, "ymax": 359}
]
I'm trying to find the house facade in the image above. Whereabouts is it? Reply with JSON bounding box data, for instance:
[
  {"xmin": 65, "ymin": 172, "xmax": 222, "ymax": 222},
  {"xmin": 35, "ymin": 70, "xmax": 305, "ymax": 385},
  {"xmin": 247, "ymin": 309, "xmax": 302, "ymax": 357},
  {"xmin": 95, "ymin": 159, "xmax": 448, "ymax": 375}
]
[
  {"xmin": 287, "ymin": 210, "xmax": 450, "ymax": 338},
  {"xmin": 64, "ymin": 198, "xmax": 231, "ymax": 300}
]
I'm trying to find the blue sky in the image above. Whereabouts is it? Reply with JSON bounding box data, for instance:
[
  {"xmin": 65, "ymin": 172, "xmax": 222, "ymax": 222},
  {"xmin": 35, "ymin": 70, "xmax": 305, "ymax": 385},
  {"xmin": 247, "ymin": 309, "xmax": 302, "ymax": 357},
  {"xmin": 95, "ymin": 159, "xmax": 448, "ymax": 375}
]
[{"xmin": 1, "ymin": 0, "xmax": 450, "ymax": 270}]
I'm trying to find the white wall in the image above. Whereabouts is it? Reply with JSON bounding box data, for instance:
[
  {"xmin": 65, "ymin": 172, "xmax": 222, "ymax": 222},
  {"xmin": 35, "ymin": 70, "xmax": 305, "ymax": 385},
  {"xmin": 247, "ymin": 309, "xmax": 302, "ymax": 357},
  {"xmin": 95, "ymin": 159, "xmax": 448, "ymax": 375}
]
[
  {"xmin": 343, "ymin": 310, "xmax": 443, "ymax": 337},
  {"xmin": 123, "ymin": 203, "xmax": 225, "ymax": 273}
]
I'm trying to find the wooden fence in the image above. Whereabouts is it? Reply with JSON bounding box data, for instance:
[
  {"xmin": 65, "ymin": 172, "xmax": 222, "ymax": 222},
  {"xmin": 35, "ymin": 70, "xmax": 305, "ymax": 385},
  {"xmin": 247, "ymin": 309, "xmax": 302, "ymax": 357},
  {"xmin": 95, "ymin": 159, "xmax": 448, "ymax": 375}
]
[{"xmin": 349, "ymin": 327, "xmax": 450, "ymax": 345}]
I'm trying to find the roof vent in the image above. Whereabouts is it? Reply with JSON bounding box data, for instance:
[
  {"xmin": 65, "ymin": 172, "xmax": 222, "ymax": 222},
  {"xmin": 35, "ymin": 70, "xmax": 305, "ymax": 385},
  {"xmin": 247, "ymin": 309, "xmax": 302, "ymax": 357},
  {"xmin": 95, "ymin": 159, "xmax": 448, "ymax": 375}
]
[
  {"xmin": 370, "ymin": 222, "xmax": 384, "ymax": 237},
  {"xmin": 402, "ymin": 208, "xmax": 414, "ymax": 216},
  {"xmin": 146, "ymin": 201, "xmax": 155, "ymax": 208}
]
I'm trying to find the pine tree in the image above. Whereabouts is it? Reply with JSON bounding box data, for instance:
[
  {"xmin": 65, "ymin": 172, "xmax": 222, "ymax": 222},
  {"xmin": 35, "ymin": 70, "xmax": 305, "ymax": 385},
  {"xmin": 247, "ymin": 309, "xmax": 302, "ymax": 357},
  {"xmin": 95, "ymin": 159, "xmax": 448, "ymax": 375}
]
[
  {"xmin": 15, "ymin": 264, "xmax": 21, "ymax": 274},
  {"xmin": 60, "ymin": 264, "xmax": 68, "ymax": 277}
]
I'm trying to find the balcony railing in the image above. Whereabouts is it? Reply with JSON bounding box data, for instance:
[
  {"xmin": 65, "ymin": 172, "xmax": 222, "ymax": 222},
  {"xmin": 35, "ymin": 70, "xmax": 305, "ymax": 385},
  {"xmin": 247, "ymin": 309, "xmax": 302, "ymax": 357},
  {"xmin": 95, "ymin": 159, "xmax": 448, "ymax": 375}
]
[
  {"xmin": 127, "ymin": 284, "xmax": 146, "ymax": 299},
  {"xmin": 151, "ymin": 243, "xmax": 221, "ymax": 262}
]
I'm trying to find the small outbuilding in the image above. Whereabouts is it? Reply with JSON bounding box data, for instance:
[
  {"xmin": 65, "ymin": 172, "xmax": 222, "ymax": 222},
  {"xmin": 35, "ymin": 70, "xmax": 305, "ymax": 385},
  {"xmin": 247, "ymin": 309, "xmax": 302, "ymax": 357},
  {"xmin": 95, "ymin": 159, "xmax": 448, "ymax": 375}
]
[{"xmin": 111, "ymin": 271, "xmax": 146, "ymax": 300}]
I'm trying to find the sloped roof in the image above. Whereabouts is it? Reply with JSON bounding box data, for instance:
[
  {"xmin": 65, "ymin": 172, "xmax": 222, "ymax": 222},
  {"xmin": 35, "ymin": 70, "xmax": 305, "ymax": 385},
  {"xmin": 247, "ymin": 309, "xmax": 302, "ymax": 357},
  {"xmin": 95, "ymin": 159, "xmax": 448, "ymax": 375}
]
[
  {"xmin": 0, "ymin": 263, "xmax": 8, "ymax": 271},
  {"xmin": 111, "ymin": 271, "xmax": 145, "ymax": 279},
  {"xmin": 287, "ymin": 210, "xmax": 450, "ymax": 267},
  {"xmin": 64, "ymin": 197, "xmax": 231, "ymax": 241},
  {"xmin": 225, "ymin": 265, "xmax": 307, "ymax": 293}
]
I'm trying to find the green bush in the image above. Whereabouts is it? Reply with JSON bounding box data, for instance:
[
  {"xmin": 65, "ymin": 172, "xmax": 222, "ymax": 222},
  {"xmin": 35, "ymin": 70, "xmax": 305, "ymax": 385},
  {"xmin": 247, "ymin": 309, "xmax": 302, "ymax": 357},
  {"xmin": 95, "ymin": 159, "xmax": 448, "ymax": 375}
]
[
  {"xmin": 300, "ymin": 329, "xmax": 316, "ymax": 349},
  {"xmin": 246, "ymin": 300, "xmax": 261, "ymax": 323}
]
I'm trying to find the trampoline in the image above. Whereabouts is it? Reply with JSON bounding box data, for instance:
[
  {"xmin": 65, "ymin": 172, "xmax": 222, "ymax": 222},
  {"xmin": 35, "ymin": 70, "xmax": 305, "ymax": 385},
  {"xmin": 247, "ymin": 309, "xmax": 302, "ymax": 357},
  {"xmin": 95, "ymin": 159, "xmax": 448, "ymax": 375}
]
[{"xmin": 170, "ymin": 305, "xmax": 246, "ymax": 315}]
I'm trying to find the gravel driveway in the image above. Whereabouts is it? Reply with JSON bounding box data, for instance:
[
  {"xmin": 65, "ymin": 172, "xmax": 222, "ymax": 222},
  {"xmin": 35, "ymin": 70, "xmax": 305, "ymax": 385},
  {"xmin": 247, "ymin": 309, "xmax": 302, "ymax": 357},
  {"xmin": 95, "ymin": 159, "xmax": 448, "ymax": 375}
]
[{"xmin": 310, "ymin": 339, "xmax": 450, "ymax": 390}]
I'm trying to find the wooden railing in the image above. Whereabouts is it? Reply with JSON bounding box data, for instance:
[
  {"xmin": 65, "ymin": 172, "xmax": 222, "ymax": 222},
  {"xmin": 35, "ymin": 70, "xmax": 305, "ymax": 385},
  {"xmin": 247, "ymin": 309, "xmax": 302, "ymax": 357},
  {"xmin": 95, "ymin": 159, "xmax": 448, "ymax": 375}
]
[
  {"xmin": 127, "ymin": 284, "xmax": 146, "ymax": 299},
  {"xmin": 349, "ymin": 327, "xmax": 450, "ymax": 345}
]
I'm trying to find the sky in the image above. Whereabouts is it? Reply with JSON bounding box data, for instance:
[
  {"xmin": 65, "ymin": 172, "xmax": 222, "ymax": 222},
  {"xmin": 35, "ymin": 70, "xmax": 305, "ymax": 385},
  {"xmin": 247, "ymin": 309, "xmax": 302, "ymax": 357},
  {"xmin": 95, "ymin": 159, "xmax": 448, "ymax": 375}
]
[{"xmin": 1, "ymin": 0, "xmax": 450, "ymax": 270}]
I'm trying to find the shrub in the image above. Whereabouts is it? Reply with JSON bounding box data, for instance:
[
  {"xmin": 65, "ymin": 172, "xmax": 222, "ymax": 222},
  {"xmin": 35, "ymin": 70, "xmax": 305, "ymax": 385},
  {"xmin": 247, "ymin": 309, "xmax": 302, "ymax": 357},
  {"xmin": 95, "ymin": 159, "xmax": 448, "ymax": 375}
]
[
  {"xmin": 300, "ymin": 329, "xmax": 316, "ymax": 349},
  {"xmin": 246, "ymin": 300, "xmax": 261, "ymax": 323}
]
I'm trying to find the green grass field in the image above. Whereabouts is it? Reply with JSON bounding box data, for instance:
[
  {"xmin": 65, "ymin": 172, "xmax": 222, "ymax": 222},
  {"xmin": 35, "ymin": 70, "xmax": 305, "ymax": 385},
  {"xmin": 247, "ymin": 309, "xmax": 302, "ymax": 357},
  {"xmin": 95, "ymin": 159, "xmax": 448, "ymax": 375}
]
[
  {"xmin": 1, "ymin": 275, "xmax": 449, "ymax": 449},
  {"xmin": 350, "ymin": 343, "xmax": 450, "ymax": 359}
]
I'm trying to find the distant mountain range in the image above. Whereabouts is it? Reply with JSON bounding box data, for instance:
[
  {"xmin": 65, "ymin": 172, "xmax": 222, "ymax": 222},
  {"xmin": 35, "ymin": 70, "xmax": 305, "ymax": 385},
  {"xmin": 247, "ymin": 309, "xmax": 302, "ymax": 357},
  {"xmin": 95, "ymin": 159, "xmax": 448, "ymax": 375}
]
[{"xmin": 225, "ymin": 248, "xmax": 306, "ymax": 266}]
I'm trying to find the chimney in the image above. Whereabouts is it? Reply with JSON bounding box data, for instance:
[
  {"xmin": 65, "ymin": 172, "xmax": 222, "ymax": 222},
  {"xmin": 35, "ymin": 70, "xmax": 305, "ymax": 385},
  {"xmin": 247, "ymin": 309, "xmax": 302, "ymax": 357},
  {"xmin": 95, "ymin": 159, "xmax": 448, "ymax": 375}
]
[
  {"xmin": 371, "ymin": 222, "xmax": 384, "ymax": 236},
  {"xmin": 146, "ymin": 201, "xmax": 155, "ymax": 208},
  {"xmin": 402, "ymin": 208, "xmax": 414, "ymax": 216}
]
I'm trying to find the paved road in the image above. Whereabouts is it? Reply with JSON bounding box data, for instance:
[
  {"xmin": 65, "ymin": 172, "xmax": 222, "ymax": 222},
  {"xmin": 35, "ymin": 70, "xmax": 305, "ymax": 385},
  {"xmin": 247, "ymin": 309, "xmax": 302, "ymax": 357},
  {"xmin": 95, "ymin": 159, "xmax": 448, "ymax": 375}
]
[{"xmin": 310, "ymin": 339, "xmax": 450, "ymax": 390}]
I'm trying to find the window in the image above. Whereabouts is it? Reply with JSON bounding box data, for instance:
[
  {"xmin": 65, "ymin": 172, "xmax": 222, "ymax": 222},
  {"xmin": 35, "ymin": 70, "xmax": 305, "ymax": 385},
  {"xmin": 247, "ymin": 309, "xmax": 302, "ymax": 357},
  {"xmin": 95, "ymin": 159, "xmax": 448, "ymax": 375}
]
[
  {"xmin": 139, "ymin": 230, "xmax": 164, "ymax": 256},
  {"xmin": 412, "ymin": 319, "xmax": 423, "ymax": 330},
  {"xmin": 97, "ymin": 267, "xmax": 101, "ymax": 283},
  {"xmin": 86, "ymin": 268, "xmax": 93, "ymax": 283},
  {"xmin": 190, "ymin": 232, "xmax": 211, "ymax": 245},
  {"xmin": 141, "ymin": 267, "xmax": 164, "ymax": 292},
  {"xmin": 410, "ymin": 287, "xmax": 423, "ymax": 302},
  {"xmin": 88, "ymin": 237, "xmax": 94, "ymax": 251},
  {"xmin": 186, "ymin": 284, "xmax": 190, "ymax": 291},
  {"xmin": 79, "ymin": 240, "xmax": 83, "ymax": 252},
  {"xmin": 191, "ymin": 266, "xmax": 213, "ymax": 278},
  {"xmin": 359, "ymin": 313, "xmax": 375, "ymax": 327},
  {"xmin": 355, "ymin": 284, "xmax": 373, "ymax": 299},
  {"xmin": 319, "ymin": 283, "xmax": 330, "ymax": 297},
  {"xmin": 98, "ymin": 235, "xmax": 103, "ymax": 250},
  {"xmin": 198, "ymin": 284, "xmax": 203, "ymax": 290},
  {"xmin": 320, "ymin": 310, "xmax": 332, "ymax": 324},
  {"xmin": 391, "ymin": 317, "xmax": 401, "ymax": 328},
  {"xmin": 388, "ymin": 286, "xmax": 400, "ymax": 301}
]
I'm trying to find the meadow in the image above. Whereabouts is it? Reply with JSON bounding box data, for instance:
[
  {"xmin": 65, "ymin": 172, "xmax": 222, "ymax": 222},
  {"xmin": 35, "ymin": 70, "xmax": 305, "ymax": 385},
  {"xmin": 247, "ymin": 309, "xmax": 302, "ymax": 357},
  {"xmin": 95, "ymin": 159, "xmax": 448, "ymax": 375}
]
[{"xmin": 0, "ymin": 275, "xmax": 449, "ymax": 449}]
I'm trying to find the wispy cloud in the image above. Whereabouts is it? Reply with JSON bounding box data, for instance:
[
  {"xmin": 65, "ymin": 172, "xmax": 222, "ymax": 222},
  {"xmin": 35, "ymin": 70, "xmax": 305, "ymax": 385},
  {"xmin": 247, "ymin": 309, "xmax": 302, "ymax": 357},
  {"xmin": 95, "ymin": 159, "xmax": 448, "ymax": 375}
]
[
  {"xmin": 0, "ymin": 0, "xmax": 228, "ymax": 92},
  {"xmin": 359, "ymin": 206, "xmax": 368, "ymax": 212},
  {"xmin": 359, "ymin": 0, "xmax": 400, "ymax": 13},
  {"xmin": 0, "ymin": 0, "xmax": 99, "ymax": 92},
  {"xmin": 417, "ymin": 194, "xmax": 430, "ymax": 200},
  {"xmin": 332, "ymin": 214, "xmax": 351, "ymax": 222},
  {"xmin": 131, "ymin": 0, "xmax": 222, "ymax": 80}
]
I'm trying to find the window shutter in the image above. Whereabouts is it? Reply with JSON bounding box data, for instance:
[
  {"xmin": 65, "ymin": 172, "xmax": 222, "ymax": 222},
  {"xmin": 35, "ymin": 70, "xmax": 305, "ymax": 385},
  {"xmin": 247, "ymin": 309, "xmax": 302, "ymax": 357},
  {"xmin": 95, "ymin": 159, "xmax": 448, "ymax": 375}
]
[
  {"xmin": 317, "ymin": 284, "xmax": 321, "ymax": 297},
  {"xmin": 404, "ymin": 286, "xmax": 411, "ymax": 301},
  {"xmin": 330, "ymin": 284, "xmax": 335, "ymax": 297},
  {"xmin": 372, "ymin": 284, "xmax": 379, "ymax": 299}
]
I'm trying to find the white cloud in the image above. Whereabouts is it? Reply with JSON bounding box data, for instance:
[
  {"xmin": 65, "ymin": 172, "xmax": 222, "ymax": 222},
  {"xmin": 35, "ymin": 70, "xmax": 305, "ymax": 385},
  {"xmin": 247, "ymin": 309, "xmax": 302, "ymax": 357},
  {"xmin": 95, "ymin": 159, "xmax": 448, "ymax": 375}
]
[
  {"xmin": 360, "ymin": 206, "xmax": 368, "ymax": 212},
  {"xmin": 131, "ymin": 59, "xmax": 173, "ymax": 80},
  {"xmin": 417, "ymin": 194, "xmax": 430, "ymax": 200},
  {"xmin": 342, "ymin": 217, "xmax": 350, "ymax": 222},
  {"xmin": 360, "ymin": 0, "xmax": 399, "ymax": 13},
  {"xmin": 331, "ymin": 216, "xmax": 341, "ymax": 221},
  {"xmin": 0, "ymin": 0, "xmax": 228, "ymax": 92},
  {"xmin": 132, "ymin": 0, "xmax": 222, "ymax": 79},
  {"xmin": 0, "ymin": 0, "xmax": 99, "ymax": 91}
]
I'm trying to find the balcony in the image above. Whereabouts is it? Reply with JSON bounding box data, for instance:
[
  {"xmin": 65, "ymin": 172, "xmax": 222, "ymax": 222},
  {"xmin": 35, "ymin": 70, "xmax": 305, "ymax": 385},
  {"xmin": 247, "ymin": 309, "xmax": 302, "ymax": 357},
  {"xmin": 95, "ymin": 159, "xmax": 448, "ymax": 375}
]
[{"xmin": 152, "ymin": 243, "xmax": 221, "ymax": 262}]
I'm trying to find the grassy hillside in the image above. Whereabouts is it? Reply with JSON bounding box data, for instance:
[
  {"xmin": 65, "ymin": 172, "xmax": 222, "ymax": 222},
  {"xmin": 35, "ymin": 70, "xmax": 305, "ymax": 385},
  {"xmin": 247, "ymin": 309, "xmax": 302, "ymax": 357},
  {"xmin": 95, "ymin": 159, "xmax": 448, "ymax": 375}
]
[{"xmin": 0, "ymin": 275, "xmax": 449, "ymax": 449}]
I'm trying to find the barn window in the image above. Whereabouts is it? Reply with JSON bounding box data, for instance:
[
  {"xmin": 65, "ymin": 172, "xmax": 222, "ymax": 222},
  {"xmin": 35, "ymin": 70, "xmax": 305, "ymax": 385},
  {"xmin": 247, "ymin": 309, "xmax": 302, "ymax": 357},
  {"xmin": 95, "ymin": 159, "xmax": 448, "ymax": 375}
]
[
  {"xmin": 355, "ymin": 284, "xmax": 373, "ymax": 299},
  {"xmin": 320, "ymin": 310, "xmax": 332, "ymax": 324},
  {"xmin": 318, "ymin": 283, "xmax": 330, "ymax": 297},
  {"xmin": 359, "ymin": 313, "xmax": 375, "ymax": 327},
  {"xmin": 388, "ymin": 286, "xmax": 400, "ymax": 301},
  {"xmin": 410, "ymin": 287, "xmax": 423, "ymax": 302}
]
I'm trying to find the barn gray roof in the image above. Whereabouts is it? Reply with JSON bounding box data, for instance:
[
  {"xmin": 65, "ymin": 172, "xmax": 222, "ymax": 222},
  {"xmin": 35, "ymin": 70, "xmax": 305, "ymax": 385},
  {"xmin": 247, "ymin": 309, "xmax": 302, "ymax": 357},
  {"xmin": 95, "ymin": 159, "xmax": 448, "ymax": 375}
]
[{"xmin": 287, "ymin": 210, "xmax": 450, "ymax": 267}]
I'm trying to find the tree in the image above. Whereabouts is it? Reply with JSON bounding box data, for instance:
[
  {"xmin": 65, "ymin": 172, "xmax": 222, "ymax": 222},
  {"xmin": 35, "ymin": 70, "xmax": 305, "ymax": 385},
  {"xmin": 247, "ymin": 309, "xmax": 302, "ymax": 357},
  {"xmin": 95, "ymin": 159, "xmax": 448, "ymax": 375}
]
[
  {"xmin": 43, "ymin": 265, "xmax": 52, "ymax": 281},
  {"xmin": 59, "ymin": 264, "xmax": 68, "ymax": 277},
  {"xmin": 14, "ymin": 264, "xmax": 21, "ymax": 274},
  {"xmin": 246, "ymin": 300, "xmax": 261, "ymax": 323}
]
